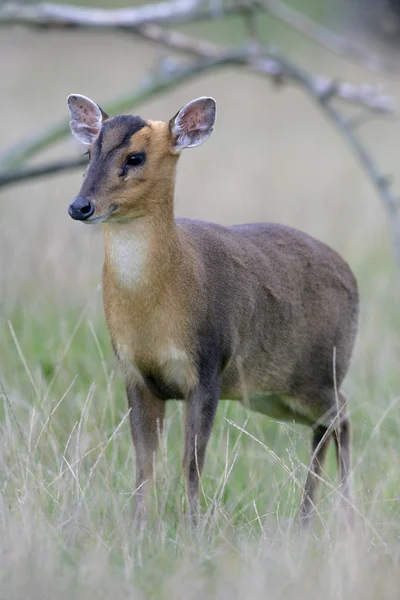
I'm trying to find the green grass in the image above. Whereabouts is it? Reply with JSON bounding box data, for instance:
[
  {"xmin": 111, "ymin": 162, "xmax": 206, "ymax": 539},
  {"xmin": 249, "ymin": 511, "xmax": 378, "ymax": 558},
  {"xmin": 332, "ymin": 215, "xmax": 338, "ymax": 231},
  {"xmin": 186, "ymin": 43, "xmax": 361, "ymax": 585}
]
[
  {"xmin": 1, "ymin": 4, "xmax": 400, "ymax": 592},
  {"xmin": 1, "ymin": 244, "xmax": 400, "ymax": 598}
]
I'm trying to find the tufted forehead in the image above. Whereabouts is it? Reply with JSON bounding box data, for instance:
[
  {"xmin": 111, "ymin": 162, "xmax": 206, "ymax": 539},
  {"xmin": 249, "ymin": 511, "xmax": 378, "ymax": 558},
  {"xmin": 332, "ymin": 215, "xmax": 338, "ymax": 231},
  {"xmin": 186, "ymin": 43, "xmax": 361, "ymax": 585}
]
[{"xmin": 94, "ymin": 115, "xmax": 148, "ymax": 155}]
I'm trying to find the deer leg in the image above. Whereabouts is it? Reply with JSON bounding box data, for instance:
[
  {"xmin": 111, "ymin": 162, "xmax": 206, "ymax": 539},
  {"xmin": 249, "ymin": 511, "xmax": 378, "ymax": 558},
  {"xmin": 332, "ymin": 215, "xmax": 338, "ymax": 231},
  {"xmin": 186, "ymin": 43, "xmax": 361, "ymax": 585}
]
[
  {"xmin": 332, "ymin": 397, "xmax": 353, "ymax": 523},
  {"xmin": 300, "ymin": 425, "xmax": 331, "ymax": 522},
  {"xmin": 182, "ymin": 379, "xmax": 220, "ymax": 521},
  {"xmin": 300, "ymin": 390, "xmax": 353, "ymax": 525},
  {"xmin": 126, "ymin": 383, "xmax": 165, "ymax": 522}
]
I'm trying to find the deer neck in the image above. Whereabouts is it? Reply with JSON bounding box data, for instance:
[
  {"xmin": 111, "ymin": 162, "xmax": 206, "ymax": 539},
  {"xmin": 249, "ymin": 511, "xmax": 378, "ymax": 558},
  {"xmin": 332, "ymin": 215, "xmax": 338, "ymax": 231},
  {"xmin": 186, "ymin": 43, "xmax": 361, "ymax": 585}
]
[{"xmin": 103, "ymin": 193, "xmax": 180, "ymax": 296}]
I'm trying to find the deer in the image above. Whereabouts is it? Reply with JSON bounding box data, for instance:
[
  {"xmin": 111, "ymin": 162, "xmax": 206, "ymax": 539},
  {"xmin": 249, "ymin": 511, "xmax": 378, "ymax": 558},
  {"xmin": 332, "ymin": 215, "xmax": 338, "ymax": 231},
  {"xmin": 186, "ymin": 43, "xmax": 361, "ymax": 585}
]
[{"xmin": 66, "ymin": 93, "xmax": 359, "ymax": 525}]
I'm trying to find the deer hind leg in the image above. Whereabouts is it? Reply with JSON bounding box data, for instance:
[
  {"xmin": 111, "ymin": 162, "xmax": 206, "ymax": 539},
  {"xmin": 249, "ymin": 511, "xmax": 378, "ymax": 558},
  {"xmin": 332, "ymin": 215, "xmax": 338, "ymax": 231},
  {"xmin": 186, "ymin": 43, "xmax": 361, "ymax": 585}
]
[
  {"xmin": 332, "ymin": 395, "xmax": 353, "ymax": 524},
  {"xmin": 126, "ymin": 383, "xmax": 166, "ymax": 523},
  {"xmin": 300, "ymin": 389, "xmax": 352, "ymax": 525},
  {"xmin": 299, "ymin": 425, "xmax": 331, "ymax": 522}
]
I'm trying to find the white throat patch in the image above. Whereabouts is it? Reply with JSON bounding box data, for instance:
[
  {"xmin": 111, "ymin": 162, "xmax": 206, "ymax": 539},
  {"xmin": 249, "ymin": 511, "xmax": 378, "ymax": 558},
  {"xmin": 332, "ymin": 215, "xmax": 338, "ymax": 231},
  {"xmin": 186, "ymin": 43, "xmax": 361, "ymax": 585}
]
[{"xmin": 106, "ymin": 223, "xmax": 149, "ymax": 289}]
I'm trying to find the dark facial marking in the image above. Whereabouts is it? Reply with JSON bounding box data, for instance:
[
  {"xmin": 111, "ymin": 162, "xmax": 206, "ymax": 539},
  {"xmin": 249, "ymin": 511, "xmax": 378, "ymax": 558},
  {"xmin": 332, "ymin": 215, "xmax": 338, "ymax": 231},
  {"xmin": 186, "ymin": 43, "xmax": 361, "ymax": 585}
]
[
  {"xmin": 95, "ymin": 115, "xmax": 148, "ymax": 157},
  {"xmin": 79, "ymin": 116, "xmax": 148, "ymax": 198}
]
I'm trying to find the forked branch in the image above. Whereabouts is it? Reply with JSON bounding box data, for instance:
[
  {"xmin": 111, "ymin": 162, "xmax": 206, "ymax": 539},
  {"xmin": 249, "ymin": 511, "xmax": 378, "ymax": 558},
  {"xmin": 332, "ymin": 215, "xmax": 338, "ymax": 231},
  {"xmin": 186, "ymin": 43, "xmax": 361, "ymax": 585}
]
[
  {"xmin": 0, "ymin": 0, "xmax": 205, "ymax": 28},
  {"xmin": 256, "ymin": 0, "xmax": 399, "ymax": 74},
  {"xmin": 1, "ymin": 0, "xmax": 399, "ymax": 277},
  {"xmin": 1, "ymin": 0, "xmax": 397, "ymax": 74},
  {"xmin": 0, "ymin": 49, "xmax": 254, "ymax": 172},
  {"xmin": 0, "ymin": 39, "xmax": 394, "ymax": 173},
  {"xmin": 0, "ymin": 156, "xmax": 88, "ymax": 188}
]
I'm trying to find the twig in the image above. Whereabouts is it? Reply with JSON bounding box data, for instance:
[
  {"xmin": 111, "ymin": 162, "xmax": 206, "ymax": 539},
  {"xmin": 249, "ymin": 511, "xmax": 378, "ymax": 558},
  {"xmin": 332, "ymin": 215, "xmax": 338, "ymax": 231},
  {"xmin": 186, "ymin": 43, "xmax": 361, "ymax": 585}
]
[
  {"xmin": 142, "ymin": 25, "xmax": 395, "ymax": 114},
  {"xmin": 0, "ymin": 120, "xmax": 78, "ymax": 173},
  {"xmin": 0, "ymin": 49, "xmax": 254, "ymax": 173},
  {"xmin": 133, "ymin": 22, "xmax": 220, "ymax": 58},
  {"xmin": 0, "ymin": 31, "xmax": 393, "ymax": 174},
  {"xmin": 1, "ymin": 0, "xmax": 395, "ymax": 75},
  {"xmin": 257, "ymin": 0, "xmax": 399, "ymax": 74},
  {"xmin": 1, "ymin": 2, "xmax": 399, "ymax": 275},
  {"xmin": 323, "ymin": 103, "xmax": 400, "ymax": 278},
  {"xmin": 0, "ymin": 156, "xmax": 88, "ymax": 188},
  {"xmin": 0, "ymin": 2, "xmax": 395, "ymax": 115},
  {"xmin": 131, "ymin": 26, "xmax": 395, "ymax": 114},
  {"xmin": 0, "ymin": 0, "xmax": 204, "ymax": 28},
  {"xmin": 255, "ymin": 51, "xmax": 400, "ymax": 278},
  {"xmin": 0, "ymin": 0, "xmax": 258, "ymax": 30},
  {"xmin": 251, "ymin": 54, "xmax": 395, "ymax": 114},
  {"xmin": 241, "ymin": 2, "xmax": 261, "ymax": 54},
  {"xmin": 0, "ymin": 43, "xmax": 394, "ymax": 176}
]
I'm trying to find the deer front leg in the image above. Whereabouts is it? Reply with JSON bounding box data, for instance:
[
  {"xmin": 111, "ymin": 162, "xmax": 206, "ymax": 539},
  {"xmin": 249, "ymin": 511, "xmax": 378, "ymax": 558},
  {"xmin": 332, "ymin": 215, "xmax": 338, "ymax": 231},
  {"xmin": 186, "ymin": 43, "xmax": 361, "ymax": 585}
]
[
  {"xmin": 125, "ymin": 383, "xmax": 165, "ymax": 522},
  {"xmin": 182, "ymin": 380, "xmax": 220, "ymax": 520}
]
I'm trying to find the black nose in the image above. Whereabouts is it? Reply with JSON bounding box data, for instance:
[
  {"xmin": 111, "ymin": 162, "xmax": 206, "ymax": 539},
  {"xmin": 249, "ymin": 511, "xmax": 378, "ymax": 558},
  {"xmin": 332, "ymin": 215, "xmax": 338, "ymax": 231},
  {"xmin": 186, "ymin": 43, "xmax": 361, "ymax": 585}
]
[{"xmin": 68, "ymin": 196, "xmax": 95, "ymax": 221}]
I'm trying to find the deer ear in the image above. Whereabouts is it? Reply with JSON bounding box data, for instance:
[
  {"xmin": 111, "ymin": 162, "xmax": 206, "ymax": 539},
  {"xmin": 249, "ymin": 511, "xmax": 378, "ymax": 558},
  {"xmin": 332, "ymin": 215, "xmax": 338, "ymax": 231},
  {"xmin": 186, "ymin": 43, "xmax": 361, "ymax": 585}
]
[
  {"xmin": 67, "ymin": 94, "xmax": 108, "ymax": 146},
  {"xmin": 169, "ymin": 97, "xmax": 216, "ymax": 151}
]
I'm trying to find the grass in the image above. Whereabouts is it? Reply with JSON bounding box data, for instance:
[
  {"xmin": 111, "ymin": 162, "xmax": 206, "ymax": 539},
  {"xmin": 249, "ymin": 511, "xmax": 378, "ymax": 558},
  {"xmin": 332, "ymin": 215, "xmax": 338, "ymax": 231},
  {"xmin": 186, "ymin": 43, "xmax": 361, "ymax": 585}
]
[
  {"xmin": 0, "ymin": 238, "xmax": 399, "ymax": 598},
  {"xmin": 2, "ymin": 12, "xmax": 400, "ymax": 596}
]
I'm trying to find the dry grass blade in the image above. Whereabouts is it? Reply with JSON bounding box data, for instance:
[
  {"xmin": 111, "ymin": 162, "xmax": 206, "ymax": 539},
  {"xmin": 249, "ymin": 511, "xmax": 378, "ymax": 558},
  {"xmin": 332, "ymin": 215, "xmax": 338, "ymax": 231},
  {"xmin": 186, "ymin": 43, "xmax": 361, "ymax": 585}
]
[
  {"xmin": 8, "ymin": 320, "xmax": 39, "ymax": 398},
  {"xmin": 0, "ymin": 379, "xmax": 29, "ymax": 454},
  {"xmin": 225, "ymin": 417, "xmax": 304, "ymax": 490},
  {"xmin": 32, "ymin": 376, "xmax": 77, "ymax": 457}
]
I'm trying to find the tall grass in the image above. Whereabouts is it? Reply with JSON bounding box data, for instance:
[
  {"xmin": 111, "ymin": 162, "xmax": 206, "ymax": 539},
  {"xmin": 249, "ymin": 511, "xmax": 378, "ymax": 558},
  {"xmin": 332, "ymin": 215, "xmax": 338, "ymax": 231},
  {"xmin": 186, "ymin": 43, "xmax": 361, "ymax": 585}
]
[
  {"xmin": 0, "ymin": 242, "xmax": 399, "ymax": 598},
  {"xmin": 2, "ymin": 25, "xmax": 400, "ymax": 598}
]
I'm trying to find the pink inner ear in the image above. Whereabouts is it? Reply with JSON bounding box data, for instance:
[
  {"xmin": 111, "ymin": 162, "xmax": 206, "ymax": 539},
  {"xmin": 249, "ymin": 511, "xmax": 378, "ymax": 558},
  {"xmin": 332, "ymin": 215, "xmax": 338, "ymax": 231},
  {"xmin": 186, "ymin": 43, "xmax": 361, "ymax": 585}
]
[
  {"xmin": 79, "ymin": 124, "xmax": 99, "ymax": 135},
  {"xmin": 69, "ymin": 97, "xmax": 102, "ymax": 129},
  {"xmin": 179, "ymin": 103, "xmax": 207, "ymax": 132},
  {"xmin": 77, "ymin": 106, "xmax": 100, "ymax": 128}
]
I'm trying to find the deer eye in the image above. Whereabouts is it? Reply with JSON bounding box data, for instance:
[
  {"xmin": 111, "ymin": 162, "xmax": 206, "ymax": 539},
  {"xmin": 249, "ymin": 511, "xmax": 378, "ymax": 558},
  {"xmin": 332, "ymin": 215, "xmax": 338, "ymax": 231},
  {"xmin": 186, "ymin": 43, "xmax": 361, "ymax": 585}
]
[{"xmin": 126, "ymin": 153, "xmax": 145, "ymax": 167}]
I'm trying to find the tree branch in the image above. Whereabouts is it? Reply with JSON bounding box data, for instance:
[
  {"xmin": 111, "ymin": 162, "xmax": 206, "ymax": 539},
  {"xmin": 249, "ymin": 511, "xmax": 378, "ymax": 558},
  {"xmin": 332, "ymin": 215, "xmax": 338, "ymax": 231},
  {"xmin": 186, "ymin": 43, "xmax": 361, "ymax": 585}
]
[
  {"xmin": 254, "ymin": 50, "xmax": 400, "ymax": 278},
  {"xmin": 0, "ymin": 48, "xmax": 254, "ymax": 173},
  {"xmin": 257, "ymin": 0, "xmax": 399, "ymax": 74},
  {"xmin": 129, "ymin": 26, "xmax": 395, "ymax": 114},
  {"xmin": 0, "ymin": 42, "xmax": 394, "ymax": 175},
  {"xmin": 323, "ymin": 102, "xmax": 400, "ymax": 278},
  {"xmin": 0, "ymin": 0, "xmax": 206, "ymax": 28},
  {"xmin": 0, "ymin": 0, "xmax": 260, "ymax": 30},
  {"xmin": 0, "ymin": 156, "xmax": 88, "ymax": 188},
  {"xmin": 0, "ymin": 0, "xmax": 393, "ymax": 115},
  {"xmin": 251, "ymin": 53, "xmax": 395, "ymax": 114},
  {"xmin": 1, "ymin": 0, "xmax": 396, "ymax": 75},
  {"xmin": 1, "ymin": 0, "xmax": 399, "ymax": 276}
]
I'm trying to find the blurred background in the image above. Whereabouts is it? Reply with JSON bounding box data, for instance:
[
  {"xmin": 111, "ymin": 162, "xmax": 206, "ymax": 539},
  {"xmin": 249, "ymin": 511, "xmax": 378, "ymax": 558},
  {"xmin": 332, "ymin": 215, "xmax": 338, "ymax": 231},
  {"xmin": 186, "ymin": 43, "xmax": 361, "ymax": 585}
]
[
  {"xmin": 1, "ymin": 0, "xmax": 400, "ymax": 313},
  {"xmin": 1, "ymin": 3, "xmax": 400, "ymax": 595}
]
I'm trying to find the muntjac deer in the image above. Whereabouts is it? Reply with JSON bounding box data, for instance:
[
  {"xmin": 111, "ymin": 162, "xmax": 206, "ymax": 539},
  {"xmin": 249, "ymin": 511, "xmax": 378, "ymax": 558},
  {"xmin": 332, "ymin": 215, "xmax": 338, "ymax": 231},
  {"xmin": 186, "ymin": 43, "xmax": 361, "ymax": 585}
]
[{"xmin": 67, "ymin": 94, "xmax": 359, "ymax": 524}]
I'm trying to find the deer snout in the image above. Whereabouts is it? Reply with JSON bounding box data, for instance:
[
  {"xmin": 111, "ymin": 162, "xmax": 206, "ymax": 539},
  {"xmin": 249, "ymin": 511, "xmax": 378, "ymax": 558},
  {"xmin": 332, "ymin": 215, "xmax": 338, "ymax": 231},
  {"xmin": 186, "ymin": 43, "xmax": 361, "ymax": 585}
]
[{"xmin": 68, "ymin": 196, "xmax": 95, "ymax": 221}]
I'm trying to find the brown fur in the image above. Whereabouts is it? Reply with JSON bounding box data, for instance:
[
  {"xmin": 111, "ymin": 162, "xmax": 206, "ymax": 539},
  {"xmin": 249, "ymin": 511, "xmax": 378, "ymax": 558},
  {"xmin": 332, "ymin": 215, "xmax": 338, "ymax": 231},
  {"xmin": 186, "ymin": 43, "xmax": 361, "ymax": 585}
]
[{"xmin": 68, "ymin": 105, "xmax": 359, "ymax": 525}]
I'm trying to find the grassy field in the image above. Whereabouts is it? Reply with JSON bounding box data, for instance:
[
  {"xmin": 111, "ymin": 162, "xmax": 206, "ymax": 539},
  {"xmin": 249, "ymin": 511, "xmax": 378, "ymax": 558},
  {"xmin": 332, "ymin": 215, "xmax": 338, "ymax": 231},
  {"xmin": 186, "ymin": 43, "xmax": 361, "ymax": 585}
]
[{"xmin": 1, "ymin": 17, "xmax": 400, "ymax": 600}]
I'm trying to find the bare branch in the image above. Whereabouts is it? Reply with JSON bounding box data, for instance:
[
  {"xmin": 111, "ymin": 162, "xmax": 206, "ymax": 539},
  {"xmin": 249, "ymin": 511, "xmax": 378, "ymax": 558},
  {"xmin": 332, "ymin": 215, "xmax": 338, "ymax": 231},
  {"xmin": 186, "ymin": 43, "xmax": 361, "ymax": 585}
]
[
  {"xmin": 1, "ymin": 0, "xmax": 399, "ymax": 275},
  {"xmin": 0, "ymin": 0, "xmax": 205, "ymax": 28},
  {"xmin": 0, "ymin": 0, "xmax": 260, "ymax": 30},
  {"xmin": 251, "ymin": 55, "xmax": 395, "ymax": 114},
  {"xmin": 0, "ymin": 41, "xmax": 394, "ymax": 175},
  {"xmin": 130, "ymin": 26, "xmax": 396, "ymax": 114},
  {"xmin": 0, "ymin": 156, "xmax": 88, "ymax": 188},
  {"xmin": 257, "ymin": 0, "xmax": 399, "ymax": 75},
  {"xmin": 325, "ymin": 104, "xmax": 400, "ymax": 278},
  {"xmin": 254, "ymin": 50, "xmax": 400, "ymax": 278},
  {"xmin": 241, "ymin": 3, "xmax": 262, "ymax": 53},
  {"xmin": 0, "ymin": 2, "xmax": 395, "ymax": 113},
  {"xmin": 0, "ymin": 49, "xmax": 254, "ymax": 172},
  {"xmin": 134, "ymin": 23, "xmax": 219, "ymax": 58},
  {"xmin": 1, "ymin": 0, "xmax": 395, "ymax": 75}
]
